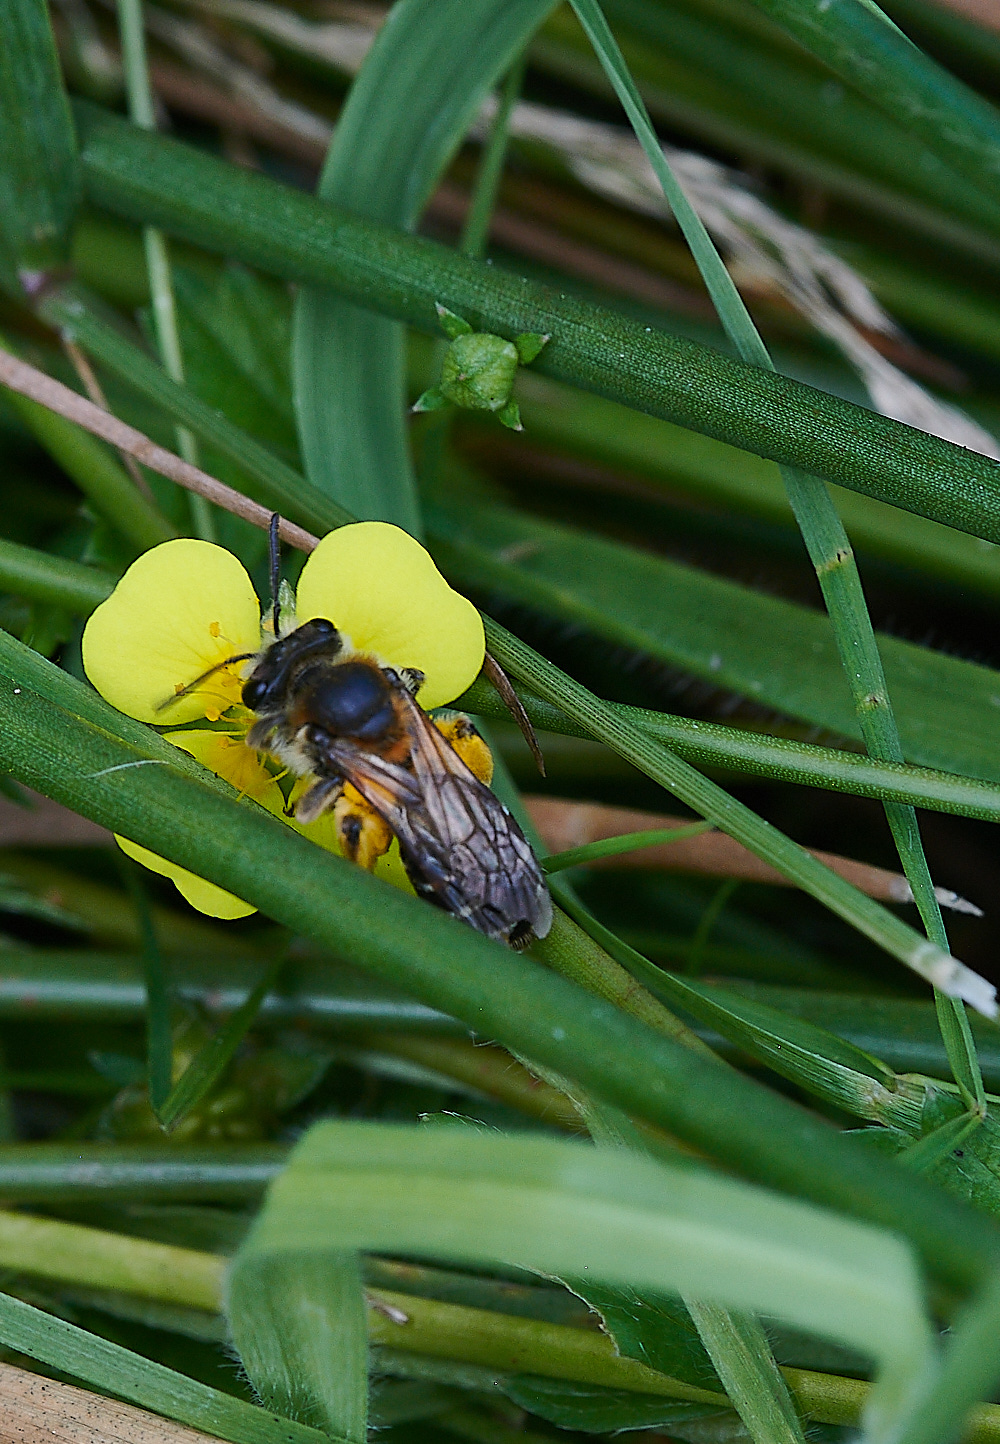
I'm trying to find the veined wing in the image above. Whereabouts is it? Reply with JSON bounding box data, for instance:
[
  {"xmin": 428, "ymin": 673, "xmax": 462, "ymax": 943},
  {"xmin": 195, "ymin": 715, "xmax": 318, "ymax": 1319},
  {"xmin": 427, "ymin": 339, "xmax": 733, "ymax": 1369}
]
[{"xmin": 327, "ymin": 695, "xmax": 552, "ymax": 947}]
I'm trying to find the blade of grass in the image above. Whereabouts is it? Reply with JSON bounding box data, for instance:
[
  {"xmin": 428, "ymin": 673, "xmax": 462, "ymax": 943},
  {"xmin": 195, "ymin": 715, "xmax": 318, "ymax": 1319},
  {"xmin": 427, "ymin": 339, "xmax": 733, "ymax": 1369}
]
[
  {"xmin": 483, "ymin": 617, "xmax": 994, "ymax": 1015},
  {"xmin": 119, "ymin": 854, "xmax": 172, "ymax": 1116},
  {"xmin": 115, "ymin": 0, "xmax": 214, "ymax": 541},
  {"xmin": 294, "ymin": 0, "xmax": 556, "ymax": 531},
  {"xmin": 743, "ymin": 0, "xmax": 1000, "ymax": 201},
  {"xmin": 569, "ymin": 0, "xmax": 984, "ymax": 1111},
  {"xmin": 0, "ymin": 0, "xmax": 79, "ymax": 277},
  {"xmin": 541, "ymin": 822, "xmax": 712, "ymax": 873},
  {"xmin": 157, "ymin": 951, "xmax": 287, "ymax": 1132},
  {"xmin": 3, "ymin": 644, "xmax": 1000, "ymax": 1292},
  {"xmin": 0, "ymin": 1289, "xmax": 334, "ymax": 1444},
  {"xmin": 71, "ymin": 102, "xmax": 1000, "ymax": 551}
]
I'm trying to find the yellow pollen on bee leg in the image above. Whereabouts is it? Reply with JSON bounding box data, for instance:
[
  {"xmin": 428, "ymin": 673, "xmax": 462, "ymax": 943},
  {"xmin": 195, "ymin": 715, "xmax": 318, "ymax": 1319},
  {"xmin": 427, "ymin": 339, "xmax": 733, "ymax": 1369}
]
[
  {"xmin": 435, "ymin": 715, "xmax": 494, "ymax": 785},
  {"xmin": 335, "ymin": 788, "xmax": 394, "ymax": 870}
]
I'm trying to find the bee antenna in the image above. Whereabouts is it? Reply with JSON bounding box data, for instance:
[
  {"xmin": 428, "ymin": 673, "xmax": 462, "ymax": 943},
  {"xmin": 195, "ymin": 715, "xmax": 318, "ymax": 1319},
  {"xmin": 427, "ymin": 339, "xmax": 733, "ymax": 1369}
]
[
  {"xmin": 268, "ymin": 513, "xmax": 282, "ymax": 637},
  {"xmin": 155, "ymin": 653, "xmax": 257, "ymax": 712}
]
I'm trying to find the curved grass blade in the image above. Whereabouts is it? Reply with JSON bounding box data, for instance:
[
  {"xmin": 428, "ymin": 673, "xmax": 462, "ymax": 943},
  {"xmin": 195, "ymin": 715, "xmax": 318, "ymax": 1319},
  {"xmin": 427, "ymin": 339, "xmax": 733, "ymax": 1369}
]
[
  {"xmin": 293, "ymin": 0, "xmax": 557, "ymax": 530},
  {"xmin": 157, "ymin": 951, "xmax": 288, "ymax": 1133}
]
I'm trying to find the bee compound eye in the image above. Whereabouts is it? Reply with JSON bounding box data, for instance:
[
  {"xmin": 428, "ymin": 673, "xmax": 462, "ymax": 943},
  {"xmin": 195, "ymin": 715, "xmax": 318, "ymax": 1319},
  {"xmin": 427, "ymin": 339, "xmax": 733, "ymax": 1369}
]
[{"xmin": 241, "ymin": 676, "xmax": 267, "ymax": 710}]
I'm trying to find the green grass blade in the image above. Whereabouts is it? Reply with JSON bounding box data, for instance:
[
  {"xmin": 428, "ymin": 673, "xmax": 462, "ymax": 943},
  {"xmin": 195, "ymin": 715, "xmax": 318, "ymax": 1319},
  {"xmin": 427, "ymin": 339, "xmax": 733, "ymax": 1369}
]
[
  {"xmin": 745, "ymin": 0, "xmax": 1000, "ymax": 203},
  {"xmin": 293, "ymin": 0, "xmax": 556, "ymax": 530},
  {"xmin": 0, "ymin": 1288, "xmax": 334, "ymax": 1444},
  {"xmin": 541, "ymin": 823, "xmax": 712, "ymax": 874},
  {"xmin": 3, "ymin": 632, "xmax": 998, "ymax": 1292},
  {"xmin": 684, "ymin": 1301, "xmax": 806, "ymax": 1444},
  {"xmin": 71, "ymin": 103, "xmax": 1000, "ymax": 550},
  {"xmin": 568, "ymin": 0, "xmax": 980, "ymax": 1105},
  {"xmin": 483, "ymin": 618, "xmax": 993, "ymax": 1014},
  {"xmin": 229, "ymin": 1250, "xmax": 368, "ymax": 1441},
  {"xmin": 157, "ymin": 953, "xmax": 288, "ymax": 1133},
  {"xmin": 0, "ymin": 537, "xmax": 115, "ymax": 612},
  {"xmin": 119, "ymin": 855, "xmax": 172, "ymax": 1116},
  {"xmin": 0, "ymin": 1143, "xmax": 285, "ymax": 1203},
  {"xmin": 0, "ymin": 0, "xmax": 79, "ymax": 277},
  {"xmin": 44, "ymin": 285, "xmax": 351, "ymax": 534}
]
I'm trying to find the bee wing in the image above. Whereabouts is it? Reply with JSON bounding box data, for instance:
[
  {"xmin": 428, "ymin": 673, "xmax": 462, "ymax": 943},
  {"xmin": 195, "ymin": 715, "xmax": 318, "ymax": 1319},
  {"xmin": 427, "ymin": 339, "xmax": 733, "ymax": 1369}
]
[{"xmin": 328, "ymin": 693, "xmax": 551, "ymax": 947}]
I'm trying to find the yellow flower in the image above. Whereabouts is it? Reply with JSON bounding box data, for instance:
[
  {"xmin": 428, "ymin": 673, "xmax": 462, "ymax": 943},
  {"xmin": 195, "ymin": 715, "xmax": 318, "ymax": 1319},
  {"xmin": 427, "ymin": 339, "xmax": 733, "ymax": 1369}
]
[{"xmin": 82, "ymin": 524, "xmax": 485, "ymax": 917}]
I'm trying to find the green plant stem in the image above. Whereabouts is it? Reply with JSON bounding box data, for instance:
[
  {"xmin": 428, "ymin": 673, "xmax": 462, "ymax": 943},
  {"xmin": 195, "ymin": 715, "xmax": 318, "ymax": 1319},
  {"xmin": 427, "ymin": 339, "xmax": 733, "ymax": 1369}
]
[
  {"xmin": 0, "ymin": 1143, "xmax": 286, "ymax": 1202},
  {"xmin": 0, "ymin": 537, "xmax": 114, "ymax": 611},
  {"xmin": 460, "ymin": 56, "xmax": 527, "ymax": 259},
  {"xmin": 3, "ymin": 644, "xmax": 998, "ymax": 1292},
  {"xmin": 114, "ymin": 0, "xmax": 214, "ymax": 542},
  {"xmin": 71, "ymin": 102, "xmax": 1000, "ymax": 549},
  {"xmin": 569, "ymin": 0, "xmax": 981, "ymax": 1107}
]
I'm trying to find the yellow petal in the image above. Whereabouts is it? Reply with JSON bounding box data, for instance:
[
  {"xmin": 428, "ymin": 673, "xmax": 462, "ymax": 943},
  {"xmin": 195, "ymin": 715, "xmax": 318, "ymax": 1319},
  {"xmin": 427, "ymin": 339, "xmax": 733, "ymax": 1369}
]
[
  {"xmin": 169, "ymin": 729, "xmax": 282, "ymax": 807},
  {"xmin": 83, "ymin": 540, "xmax": 262, "ymax": 724},
  {"xmin": 115, "ymin": 835, "xmax": 257, "ymax": 920},
  {"xmin": 112, "ymin": 727, "xmax": 286, "ymax": 920},
  {"xmin": 294, "ymin": 523, "xmax": 484, "ymax": 709}
]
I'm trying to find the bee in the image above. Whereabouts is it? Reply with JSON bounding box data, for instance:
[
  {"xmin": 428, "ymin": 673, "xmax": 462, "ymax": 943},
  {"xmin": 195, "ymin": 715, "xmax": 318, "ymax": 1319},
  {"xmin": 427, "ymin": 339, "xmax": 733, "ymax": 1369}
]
[{"xmin": 239, "ymin": 619, "xmax": 552, "ymax": 949}]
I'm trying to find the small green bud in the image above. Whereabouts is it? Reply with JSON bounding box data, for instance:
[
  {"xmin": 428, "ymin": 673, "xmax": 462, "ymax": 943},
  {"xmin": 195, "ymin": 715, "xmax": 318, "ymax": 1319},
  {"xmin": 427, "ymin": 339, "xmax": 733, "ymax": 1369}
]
[
  {"xmin": 498, "ymin": 400, "xmax": 523, "ymax": 431},
  {"xmin": 440, "ymin": 332, "xmax": 519, "ymax": 413}
]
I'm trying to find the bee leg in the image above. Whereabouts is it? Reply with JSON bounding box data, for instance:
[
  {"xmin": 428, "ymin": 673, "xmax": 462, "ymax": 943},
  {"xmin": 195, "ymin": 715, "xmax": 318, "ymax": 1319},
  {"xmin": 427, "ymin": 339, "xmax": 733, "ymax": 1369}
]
[
  {"xmin": 397, "ymin": 666, "xmax": 426, "ymax": 697},
  {"xmin": 292, "ymin": 774, "xmax": 343, "ymax": 825},
  {"xmin": 435, "ymin": 713, "xmax": 494, "ymax": 786},
  {"xmin": 335, "ymin": 784, "xmax": 395, "ymax": 869}
]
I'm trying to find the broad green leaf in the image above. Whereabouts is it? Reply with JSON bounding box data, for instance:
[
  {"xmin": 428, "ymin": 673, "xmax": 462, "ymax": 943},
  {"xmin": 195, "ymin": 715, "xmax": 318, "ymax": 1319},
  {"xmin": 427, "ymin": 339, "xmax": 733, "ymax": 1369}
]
[
  {"xmin": 232, "ymin": 1121, "xmax": 936, "ymax": 1436},
  {"xmin": 229, "ymin": 1250, "xmax": 368, "ymax": 1441},
  {"xmin": 1, "ymin": 631, "xmax": 996, "ymax": 1298},
  {"xmin": 72, "ymin": 103, "xmax": 1000, "ymax": 553},
  {"xmin": 431, "ymin": 498, "xmax": 1000, "ymax": 783},
  {"xmin": 0, "ymin": 0, "xmax": 79, "ymax": 276},
  {"xmin": 294, "ymin": 0, "xmax": 557, "ymax": 530}
]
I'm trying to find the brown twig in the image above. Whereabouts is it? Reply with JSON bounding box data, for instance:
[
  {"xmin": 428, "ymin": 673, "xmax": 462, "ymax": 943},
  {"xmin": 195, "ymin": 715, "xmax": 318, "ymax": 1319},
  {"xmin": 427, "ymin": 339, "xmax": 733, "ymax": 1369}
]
[
  {"xmin": 524, "ymin": 795, "xmax": 983, "ymax": 915},
  {"xmin": 0, "ymin": 346, "xmax": 320, "ymax": 554},
  {"xmin": 0, "ymin": 1360, "xmax": 224, "ymax": 1444}
]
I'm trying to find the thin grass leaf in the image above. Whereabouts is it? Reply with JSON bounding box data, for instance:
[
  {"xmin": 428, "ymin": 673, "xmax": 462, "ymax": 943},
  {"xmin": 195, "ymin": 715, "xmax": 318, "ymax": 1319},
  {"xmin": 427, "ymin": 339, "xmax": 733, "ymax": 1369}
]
[
  {"xmin": 0, "ymin": 1289, "xmax": 334, "ymax": 1444},
  {"xmin": 744, "ymin": 0, "xmax": 1000, "ymax": 199},
  {"xmin": 541, "ymin": 822, "xmax": 712, "ymax": 874},
  {"xmin": 684, "ymin": 1301, "xmax": 806, "ymax": 1444},
  {"xmin": 2, "ymin": 632, "xmax": 997, "ymax": 1293},
  {"xmin": 0, "ymin": 0, "xmax": 79, "ymax": 277},
  {"xmin": 900, "ymin": 1112, "xmax": 984, "ymax": 1176},
  {"xmin": 119, "ymin": 854, "xmax": 172, "ymax": 1116},
  {"xmin": 115, "ymin": 0, "xmax": 214, "ymax": 541},
  {"xmin": 568, "ymin": 0, "xmax": 982, "ymax": 1109},
  {"xmin": 157, "ymin": 951, "xmax": 288, "ymax": 1133}
]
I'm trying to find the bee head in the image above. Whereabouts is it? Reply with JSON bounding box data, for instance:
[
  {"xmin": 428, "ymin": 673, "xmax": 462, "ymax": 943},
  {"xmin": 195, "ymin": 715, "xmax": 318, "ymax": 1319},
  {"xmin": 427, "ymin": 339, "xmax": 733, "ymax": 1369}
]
[{"xmin": 242, "ymin": 618, "xmax": 341, "ymax": 713}]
